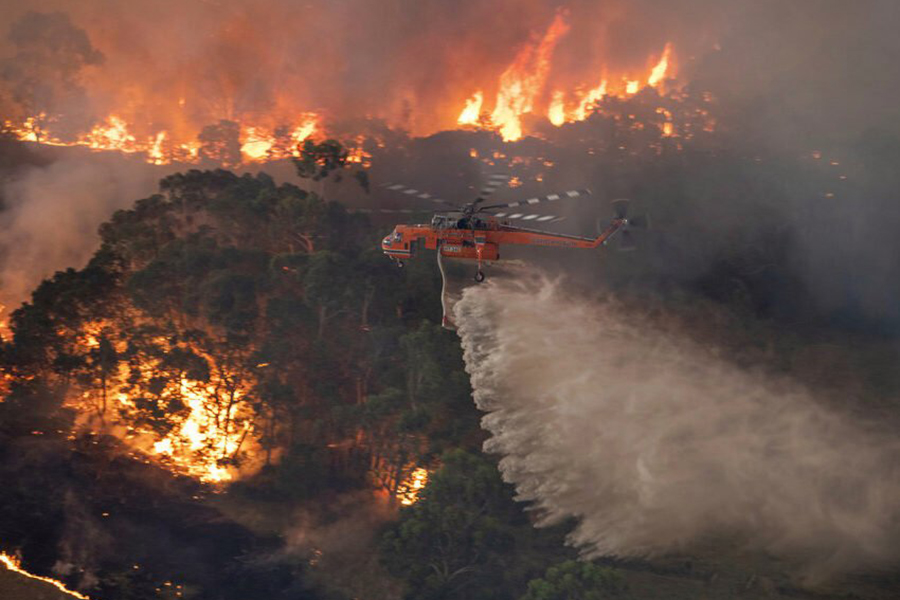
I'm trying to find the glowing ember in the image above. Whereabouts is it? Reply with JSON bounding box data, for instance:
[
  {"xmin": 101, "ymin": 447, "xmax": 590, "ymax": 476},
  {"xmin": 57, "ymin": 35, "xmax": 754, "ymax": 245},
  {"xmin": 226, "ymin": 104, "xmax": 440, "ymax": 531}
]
[
  {"xmin": 0, "ymin": 552, "xmax": 91, "ymax": 599},
  {"xmin": 396, "ymin": 467, "xmax": 430, "ymax": 506},
  {"xmin": 0, "ymin": 302, "xmax": 7, "ymax": 340},
  {"xmin": 457, "ymin": 91, "xmax": 484, "ymax": 126},
  {"xmin": 345, "ymin": 135, "xmax": 372, "ymax": 167}
]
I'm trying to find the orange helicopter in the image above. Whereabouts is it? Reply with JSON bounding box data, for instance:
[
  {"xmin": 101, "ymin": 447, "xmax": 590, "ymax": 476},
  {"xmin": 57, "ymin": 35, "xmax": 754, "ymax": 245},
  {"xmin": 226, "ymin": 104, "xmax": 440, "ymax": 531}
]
[{"xmin": 379, "ymin": 174, "xmax": 647, "ymax": 282}]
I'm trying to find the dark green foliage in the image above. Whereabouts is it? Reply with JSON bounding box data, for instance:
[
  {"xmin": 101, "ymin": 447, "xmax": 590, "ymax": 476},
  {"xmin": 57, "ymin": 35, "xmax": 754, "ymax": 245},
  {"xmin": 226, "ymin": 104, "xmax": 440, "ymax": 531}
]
[
  {"xmin": 2, "ymin": 164, "xmax": 480, "ymax": 527},
  {"xmin": 380, "ymin": 450, "xmax": 574, "ymax": 600},
  {"xmin": 520, "ymin": 561, "xmax": 628, "ymax": 600},
  {"xmin": 294, "ymin": 139, "xmax": 351, "ymax": 182},
  {"xmin": 293, "ymin": 138, "xmax": 371, "ymax": 195},
  {"xmin": 398, "ymin": 322, "xmax": 478, "ymax": 450},
  {"xmin": 198, "ymin": 120, "xmax": 242, "ymax": 167},
  {"xmin": 4, "ymin": 87, "xmax": 900, "ymax": 600}
]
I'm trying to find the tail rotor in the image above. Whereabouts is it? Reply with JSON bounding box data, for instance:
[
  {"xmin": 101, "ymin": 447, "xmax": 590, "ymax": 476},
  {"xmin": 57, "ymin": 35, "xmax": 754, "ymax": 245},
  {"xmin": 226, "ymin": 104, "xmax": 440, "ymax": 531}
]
[{"xmin": 602, "ymin": 199, "xmax": 650, "ymax": 252}]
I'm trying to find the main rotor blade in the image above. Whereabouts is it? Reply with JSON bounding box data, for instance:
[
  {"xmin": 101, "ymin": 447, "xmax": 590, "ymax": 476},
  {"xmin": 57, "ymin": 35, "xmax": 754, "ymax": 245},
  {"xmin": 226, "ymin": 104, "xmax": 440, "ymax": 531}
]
[
  {"xmin": 479, "ymin": 189, "xmax": 591, "ymax": 212},
  {"xmin": 352, "ymin": 207, "xmax": 431, "ymax": 215},
  {"xmin": 478, "ymin": 173, "xmax": 511, "ymax": 198},
  {"xmin": 491, "ymin": 211, "xmax": 565, "ymax": 223},
  {"xmin": 618, "ymin": 230, "xmax": 637, "ymax": 252},
  {"xmin": 611, "ymin": 198, "xmax": 630, "ymax": 219},
  {"xmin": 382, "ymin": 183, "xmax": 458, "ymax": 209}
]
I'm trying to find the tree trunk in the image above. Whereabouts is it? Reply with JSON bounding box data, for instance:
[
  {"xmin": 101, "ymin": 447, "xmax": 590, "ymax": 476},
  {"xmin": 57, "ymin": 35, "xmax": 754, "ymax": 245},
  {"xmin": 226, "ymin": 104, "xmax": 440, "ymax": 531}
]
[{"xmin": 317, "ymin": 305, "xmax": 327, "ymax": 339}]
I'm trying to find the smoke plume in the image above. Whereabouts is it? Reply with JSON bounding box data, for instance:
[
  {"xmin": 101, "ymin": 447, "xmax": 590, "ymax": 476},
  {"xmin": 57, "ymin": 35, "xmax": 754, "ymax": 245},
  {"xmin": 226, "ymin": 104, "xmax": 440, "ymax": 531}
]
[
  {"xmin": 0, "ymin": 154, "xmax": 166, "ymax": 313},
  {"xmin": 455, "ymin": 275, "xmax": 900, "ymax": 580}
]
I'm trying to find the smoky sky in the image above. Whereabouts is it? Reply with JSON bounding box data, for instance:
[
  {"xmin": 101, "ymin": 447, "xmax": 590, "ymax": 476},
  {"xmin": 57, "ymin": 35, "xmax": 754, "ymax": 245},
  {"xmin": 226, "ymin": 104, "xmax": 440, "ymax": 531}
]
[
  {"xmin": 0, "ymin": 0, "xmax": 897, "ymax": 139},
  {"xmin": 0, "ymin": 0, "xmax": 734, "ymax": 135},
  {"xmin": 1, "ymin": 0, "xmax": 900, "ymax": 328}
]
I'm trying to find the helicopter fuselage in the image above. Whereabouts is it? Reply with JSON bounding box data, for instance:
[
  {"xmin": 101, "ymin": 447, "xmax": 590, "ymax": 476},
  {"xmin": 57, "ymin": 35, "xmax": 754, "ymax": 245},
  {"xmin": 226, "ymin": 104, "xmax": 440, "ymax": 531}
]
[{"xmin": 381, "ymin": 214, "xmax": 627, "ymax": 267}]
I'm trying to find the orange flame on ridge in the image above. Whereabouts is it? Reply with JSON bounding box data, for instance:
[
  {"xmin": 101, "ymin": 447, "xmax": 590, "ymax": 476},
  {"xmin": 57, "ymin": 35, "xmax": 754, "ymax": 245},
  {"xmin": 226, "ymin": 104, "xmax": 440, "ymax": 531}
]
[
  {"xmin": 489, "ymin": 10, "xmax": 570, "ymax": 141},
  {"xmin": 0, "ymin": 552, "xmax": 91, "ymax": 600},
  {"xmin": 457, "ymin": 91, "xmax": 484, "ymax": 126},
  {"xmin": 647, "ymin": 43, "xmax": 673, "ymax": 87},
  {"xmin": 456, "ymin": 11, "xmax": 676, "ymax": 139},
  {"xmin": 5, "ymin": 113, "xmax": 319, "ymax": 166},
  {"xmin": 548, "ymin": 90, "xmax": 566, "ymax": 127}
]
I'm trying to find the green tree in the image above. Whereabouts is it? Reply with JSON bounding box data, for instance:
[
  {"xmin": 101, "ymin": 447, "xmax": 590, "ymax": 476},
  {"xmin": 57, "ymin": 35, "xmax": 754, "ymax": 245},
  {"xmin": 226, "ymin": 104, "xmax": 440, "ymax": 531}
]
[
  {"xmin": 380, "ymin": 450, "xmax": 525, "ymax": 600},
  {"xmin": 198, "ymin": 120, "xmax": 242, "ymax": 167},
  {"xmin": 293, "ymin": 139, "xmax": 350, "ymax": 182},
  {"xmin": 520, "ymin": 561, "xmax": 628, "ymax": 600},
  {"xmin": 293, "ymin": 138, "xmax": 370, "ymax": 194},
  {"xmin": 303, "ymin": 250, "xmax": 353, "ymax": 339}
]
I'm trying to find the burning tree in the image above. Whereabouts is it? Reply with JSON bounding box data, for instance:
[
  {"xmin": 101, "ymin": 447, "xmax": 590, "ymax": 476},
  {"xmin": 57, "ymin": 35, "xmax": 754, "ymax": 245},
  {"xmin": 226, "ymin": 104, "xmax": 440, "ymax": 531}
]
[
  {"xmin": 0, "ymin": 162, "xmax": 470, "ymax": 491},
  {"xmin": 0, "ymin": 11, "xmax": 103, "ymax": 142}
]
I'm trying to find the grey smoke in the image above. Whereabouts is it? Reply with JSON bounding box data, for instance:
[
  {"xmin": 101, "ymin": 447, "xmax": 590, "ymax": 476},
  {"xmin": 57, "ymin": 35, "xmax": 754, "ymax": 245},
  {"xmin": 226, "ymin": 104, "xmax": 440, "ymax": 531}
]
[
  {"xmin": 455, "ymin": 275, "xmax": 900, "ymax": 580},
  {"xmin": 0, "ymin": 154, "xmax": 165, "ymax": 313}
]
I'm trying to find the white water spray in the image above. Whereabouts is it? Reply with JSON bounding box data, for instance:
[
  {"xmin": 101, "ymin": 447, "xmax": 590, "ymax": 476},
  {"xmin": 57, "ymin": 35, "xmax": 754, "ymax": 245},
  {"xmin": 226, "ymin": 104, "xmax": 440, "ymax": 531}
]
[{"xmin": 454, "ymin": 276, "xmax": 900, "ymax": 578}]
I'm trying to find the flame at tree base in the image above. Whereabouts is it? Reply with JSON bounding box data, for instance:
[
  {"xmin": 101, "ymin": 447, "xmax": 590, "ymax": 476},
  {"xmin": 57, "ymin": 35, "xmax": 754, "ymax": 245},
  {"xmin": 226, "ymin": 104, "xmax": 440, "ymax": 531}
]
[
  {"xmin": 396, "ymin": 467, "xmax": 430, "ymax": 506},
  {"xmin": 70, "ymin": 326, "xmax": 262, "ymax": 485}
]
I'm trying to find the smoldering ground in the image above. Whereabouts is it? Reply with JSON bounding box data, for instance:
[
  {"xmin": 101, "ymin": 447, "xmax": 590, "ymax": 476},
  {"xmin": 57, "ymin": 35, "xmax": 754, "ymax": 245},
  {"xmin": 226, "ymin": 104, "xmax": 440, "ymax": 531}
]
[{"xmin": 454, "ymin": 275, "xmax": 900, "ymax": 582}]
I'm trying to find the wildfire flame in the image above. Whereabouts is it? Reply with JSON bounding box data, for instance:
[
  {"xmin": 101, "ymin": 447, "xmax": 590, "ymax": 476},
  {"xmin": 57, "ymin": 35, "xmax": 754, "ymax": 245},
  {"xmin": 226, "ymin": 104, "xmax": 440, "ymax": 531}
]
[
  {"xmin": 0, "ymin": 551, "xmax": 91, "ymax": 600},
  {"xmin": 572, "ymin": 80, "xmax": 608, "ymax": 121},
  {"xmin": 647, "ymin": 43, "xmax": 673, "ymax": 87},
  {"xmin": 67, "ymin": 326, "xmax": 259, "ymax": 484},
  {"xmin": 396, "ymin": 467, "xmax": 430, "ymax": 506},
  {"xmin": 4, "ymin": 9, "xmax": 681, "ymax": 161},
  {"xmin": 457, "ymin": 91, "xmax": 484, "ymax": 126},
  {"xmin": 147, "ymin": 378, "xmax": 253, "ymax": 483},
  {"xmin": 541, "ymin": 43, "xmax": 675, "ymax": 129},
  {"xmin": 454, "ymin": 13, "xmax": 676, "ymax": 140},
  {"xmin": 4, "ymin": 114, "xmax": 319, "ymax": 166},
  {"xmin": 489, "ymin": 10, "xmax": 570, "ymax": 141},
  {"xmin": 548, "ymin": 90, "xmax": 566, "ymax": 127}
]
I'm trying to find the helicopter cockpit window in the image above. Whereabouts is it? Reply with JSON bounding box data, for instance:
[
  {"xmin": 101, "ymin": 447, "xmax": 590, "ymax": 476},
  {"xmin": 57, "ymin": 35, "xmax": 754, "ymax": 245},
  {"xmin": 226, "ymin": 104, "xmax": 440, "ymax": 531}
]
[{"xmin": 393, "ymin": 231, "xmax": 402, "ymax": 242}]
